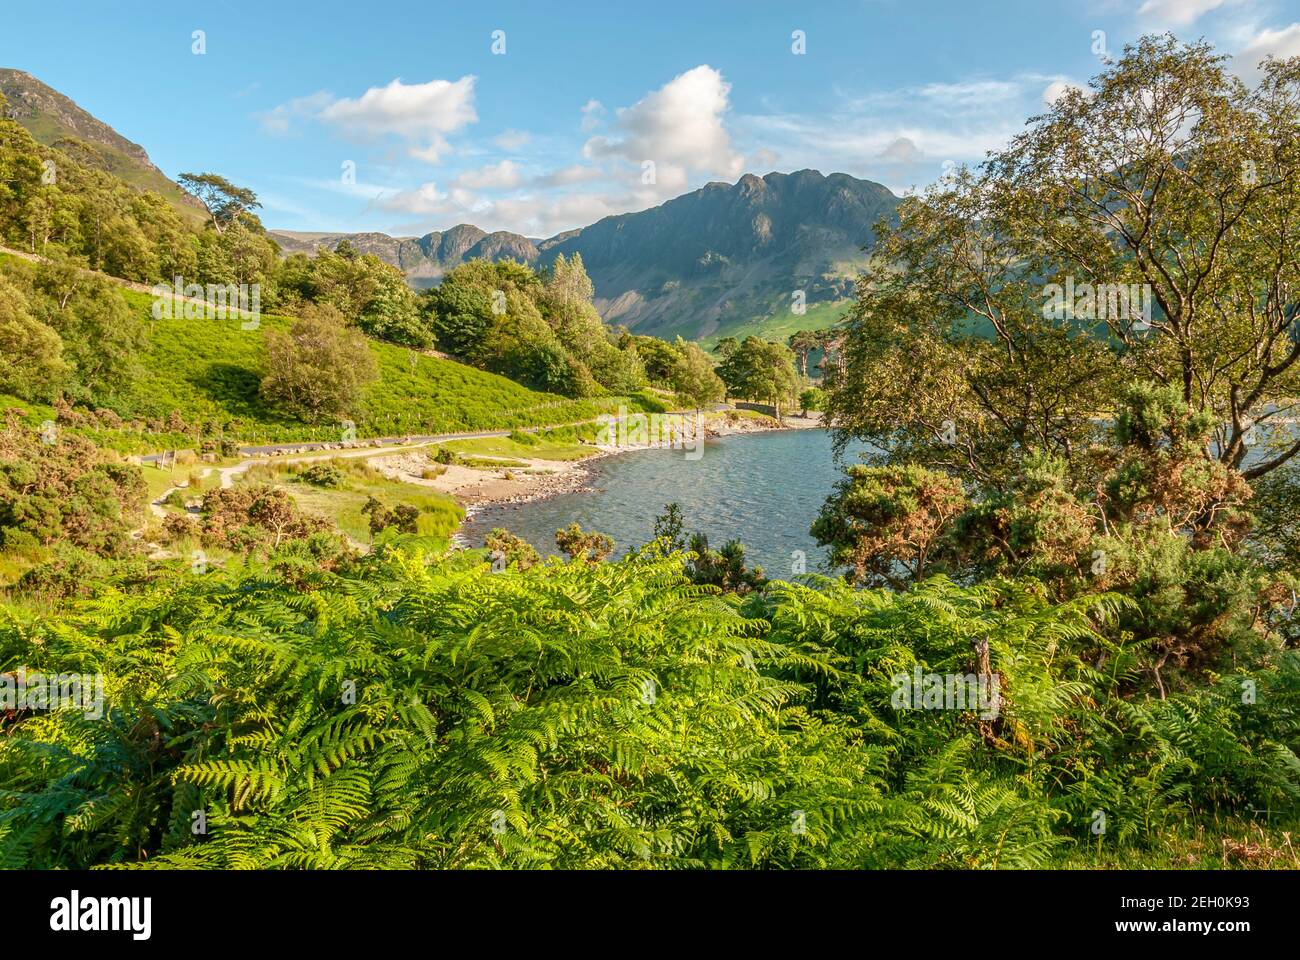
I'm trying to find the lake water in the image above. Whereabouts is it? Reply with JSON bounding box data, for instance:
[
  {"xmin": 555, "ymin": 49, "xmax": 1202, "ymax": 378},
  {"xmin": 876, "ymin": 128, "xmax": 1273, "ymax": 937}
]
[{"xmin": 461, "ymin": 429, "xmax": 868, "ymax": 577}]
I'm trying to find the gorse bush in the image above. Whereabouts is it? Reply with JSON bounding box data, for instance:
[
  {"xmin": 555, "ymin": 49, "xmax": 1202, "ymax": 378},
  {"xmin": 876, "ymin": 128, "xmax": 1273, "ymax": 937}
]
[
  {"xmin": 1, "ymin": 547, "xmax": 1295, "ymax": 869},
  {"xmin": 0, "ymin": 412, "xmax": 146, "ymax": 558}
]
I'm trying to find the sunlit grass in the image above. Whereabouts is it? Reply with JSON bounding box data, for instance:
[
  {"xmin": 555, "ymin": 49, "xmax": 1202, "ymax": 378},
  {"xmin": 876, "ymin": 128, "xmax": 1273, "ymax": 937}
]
[{"xmin": 239, "ymin": 456, "xmax": 463, "ymax": 545}]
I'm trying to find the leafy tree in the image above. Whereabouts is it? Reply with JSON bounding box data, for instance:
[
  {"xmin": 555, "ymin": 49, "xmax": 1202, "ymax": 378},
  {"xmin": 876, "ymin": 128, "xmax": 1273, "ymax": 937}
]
[
  {"xmin": 669, "ymin": 337, "xmax": 725, "ymax": 410},
  {"xmin": 260, "ymin": 303, "xmax": 378, "ymax": 422},
  {"xmin": 819, "ymin": 35, "xmax": 1300, "ymax": 689},
  {"xmin": 828, "ymin": 36, "xmax": 1300, "ymax": 486},
  {"xmin": 177, "ymin": 172, "xmax": 262, "ymax": 234},
  {"xmin": 685, "ymin": 532, "xmax": 765, "ymax": 594},
  {"xmin": 356, "ymin": 264, "xmax": 427, "ymax": 347},
  {"xmin": 799, "ymin": 387, "xmax": 825, "ymax": 416},
  {"xmin": 195, "ymin": 483, "xmax": 331, "ymax": 551},
  {"xmin": 717, "ymin": 336, "xmax": 800, "ymax": 418},
  {"xmin": 787, "ymin": 329, "xmax": 820, "ymax": 379},
  {"xmin": 652, "ymin": 502, "xmax": 686, "ymax": 553},
  {"xmin": 0, "ymin": 113, "xmax": 201, "ymax": 282},
  {"xmin": 632, "ymin": 334, "xmax": 680, "ymax": 386},
  {"xmin": 426, "ymin": 259, "xmax": 543, "ymax": 363},
  {"xmin": 292, "ymin": 247, "xmax": 429, "ymax": 347},
  {"xmin": 362, "ymin": 496, "xmax": 420, "ymax": 536},
  {"xmin": 29, "ymin": 268, "xmax": 146, "ymax": 403},
  {"xmin": 0, "ymin": 274, "xmax": 65, "ymax": 401}
]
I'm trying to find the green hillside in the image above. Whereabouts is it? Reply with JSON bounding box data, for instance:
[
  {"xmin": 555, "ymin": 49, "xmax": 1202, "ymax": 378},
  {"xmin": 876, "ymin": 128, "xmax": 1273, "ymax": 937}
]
[
  {"xmin": 702, "ymin": 297, "xmax": 852, "ymax": 349},
  {"xmin": 0, "ymin": 265, "xmax": 653, "ymax": 453},
  {"xmin": 0, "ymin": 67, "xmax": 205, "ymax": 225},
  {"xmin": 123, "ymin": 290, "xmax": 652, "ymax": 448}
]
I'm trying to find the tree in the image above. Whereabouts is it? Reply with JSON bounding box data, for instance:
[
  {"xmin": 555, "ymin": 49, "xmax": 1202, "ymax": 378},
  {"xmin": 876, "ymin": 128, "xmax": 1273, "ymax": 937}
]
[
  {"xmin": 828, "ymin": 36, "xmax": 1300, "ymax": 486},
  {"xmin": 787, "ymin": 330, "xmax": 820, "ymax": 380},
  {"xmin": 356, "ymin": 262, "xmax": 428, "ymax": 347},
  {"xmin": 717, "ymin": 336, "xmax": 800, "ymax": 419},
  {"xmin": 485, "ymin": 527, "xmax": 540, "ymax": 570},
  {"xmin": 0, "ymin": 412, "xmax": 147, "ymax": 557},
  {"xmin": 260, "ymin": 303, "xmax": 378, "ymax": 422},
  {"xmin": 685, "ymin": 532, "xmax": 765, "ymax": 594},
  {"xmin": 195, "ymin": 484, "xmax": 330, "ymax": 551},
  {"xmin": 362, "ymin": 497, "xmax": 420, "ymax": 536},
  {"xmin": 541, "ymin": 254, "xmax": 644, "ymax": 394},
  {"xmin": 799, "ymin": 387, "xmax": 825, "ymax": 417},
  {"xmin": 0, "ymin": 274, "xmax": 65, "ymax": 401},
  {"xmin": 30, "ymin": 269, "xmax": 145, "ymax": 403},
  {"xmin": 423, "ymin": 257, "xmax": 643, "ymax": 398},
  {"xmin": 669, "ymin": 338, "xmax": 725, "ymax": 410},
  {"xmin": 632, "ymin": 335, "xmax": 681, "ymax": 386},
  {"xmin": 177, "ymin": 172, "xmax": 262, "ymax": 234}
]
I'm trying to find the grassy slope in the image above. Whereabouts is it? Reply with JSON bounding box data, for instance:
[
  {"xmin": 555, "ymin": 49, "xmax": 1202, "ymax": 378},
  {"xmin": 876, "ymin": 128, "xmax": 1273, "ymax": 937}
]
[
  {"xmin": 16, "ymin": 115, "xmax": 207, "ymax": 227},
  {"xmin": 700, "ymin": 298, "xmax": 851, "ymax": 349},
  {"xmin": 3, "ymin": 283, "xmax": 654, "ymax": 451}
]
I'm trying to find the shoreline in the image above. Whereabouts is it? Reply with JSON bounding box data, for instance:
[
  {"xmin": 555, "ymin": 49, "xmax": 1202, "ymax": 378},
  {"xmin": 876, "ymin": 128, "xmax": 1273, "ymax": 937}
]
[{"xmin": 369, "ymin": 411, "xmax": 823, "ymax": 548}]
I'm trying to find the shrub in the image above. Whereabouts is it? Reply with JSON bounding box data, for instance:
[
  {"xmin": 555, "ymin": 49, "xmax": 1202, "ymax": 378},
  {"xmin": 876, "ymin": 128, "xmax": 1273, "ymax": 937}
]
[{"xmin": 299, "ymin": 463, "xmax": 345, "ymax": 488}]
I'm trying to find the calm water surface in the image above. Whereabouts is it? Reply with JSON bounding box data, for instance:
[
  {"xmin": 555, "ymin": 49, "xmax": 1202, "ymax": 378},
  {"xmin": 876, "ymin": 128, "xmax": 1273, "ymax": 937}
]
[{"xmin": 462, "ymin": 429, "xmax": 869, "ymax": 576}]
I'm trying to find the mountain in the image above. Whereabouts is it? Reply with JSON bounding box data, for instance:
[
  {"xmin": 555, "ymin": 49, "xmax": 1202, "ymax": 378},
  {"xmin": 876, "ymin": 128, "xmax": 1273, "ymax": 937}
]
[
  {"xmin": 271, "ymin": 170, "xmax": 900, "ymax": 341},
  {"xmin": 272, "ymin": 224, "xmax": 541, "ymax": 288},
  {"xmin": 0, "ymin": 68, "xmax": 204, "ymax": 222},
  {"xmin": 542, "ymin": 170, "xmax": 898, "ymax": 340}
]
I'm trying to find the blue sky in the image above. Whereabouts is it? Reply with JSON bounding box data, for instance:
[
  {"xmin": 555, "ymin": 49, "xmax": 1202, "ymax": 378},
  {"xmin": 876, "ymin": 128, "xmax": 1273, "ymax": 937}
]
[{"xmin": 4, "ymin": 0, "xmax": 1299, "ymax": 237}]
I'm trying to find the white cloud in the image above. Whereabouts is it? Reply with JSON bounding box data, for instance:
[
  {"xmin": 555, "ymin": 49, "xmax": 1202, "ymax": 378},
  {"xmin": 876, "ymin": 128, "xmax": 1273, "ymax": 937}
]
[
  {"xmin": 318, "ymin": 76, "xmax": 478, "ymax": 161},
  {"xmin": 491, "ymin": 192, "xmax": 635, "ymax": 236},
  {"xmin": 379, "ymin": 181, "xmax": 449, "ymax": 216},
  {"xmin": 378, "ymin": 180, "xmax": 622, "ymax": 237},
  {"xmin": 580, "ymin": 99, "xmax": 605, "ymax": 132},
  {"xmin": 918, "ymin": 79, "xmax": 1021, "ymax": 107},
  {"xmin": 583, "ymin": 65, "xmax": 744, "ymax": 197},
  {"xmin": 1137, "ymin": 0, "xmax": 1239, "ymax": 27},
  {"xmin": 1234, "ymin": 23, "xmax": 1300, "ymax": 81},
  {"xmin": 453, "ymin": 160, "xmax": 523, "ymax": 190},
  {"xmin": 300, "ymin": 177, "xmax": 394, "ymax": 201},
  {"xmin": 494, "ymin": 129, "xmax": 531, "ymax": 151},
  {"xmin": 531, "ymin": 164, "xmax": 605, "ymax": 188},
  {"xmin": 257, "ymin": 91, "xmax": 333, "ymax": 135},
  {"xmin": 733, "ymin": 70, "xmax": 1092, "ymax": 194},
  {"xmin": 739, "ymin": 109, "xmax": 1020, "ymax": 189}
]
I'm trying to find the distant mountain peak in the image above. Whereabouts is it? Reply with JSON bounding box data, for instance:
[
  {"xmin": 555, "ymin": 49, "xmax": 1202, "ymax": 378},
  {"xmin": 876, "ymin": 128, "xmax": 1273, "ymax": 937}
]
[{"xmin": 272, "ymin": 170, "xmax": 901, "ymax": 337}]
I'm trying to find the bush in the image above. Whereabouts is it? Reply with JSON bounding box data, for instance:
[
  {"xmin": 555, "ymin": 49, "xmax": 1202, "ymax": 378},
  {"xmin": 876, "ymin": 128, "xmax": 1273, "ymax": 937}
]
[
  {"xmin": 361, "ymin": 496, "xmax": 419, "ymax": 536},
  {"xmin": 299, "ymin": 463, "xmax": 345, "ymax": 488},
  {"xmin": 0, "ymin": 414, "xmax": 147, "ymax": 557},
  {"xmin": 196, "ymin": 483, "xmax": 331, "ymax": 551}
]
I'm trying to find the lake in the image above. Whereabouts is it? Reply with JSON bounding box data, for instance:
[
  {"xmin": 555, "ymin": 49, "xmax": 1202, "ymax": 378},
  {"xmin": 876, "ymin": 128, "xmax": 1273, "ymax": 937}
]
[{"xmin": 461, "ymin": 428, "xmax": 868, "ymax": 577}]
